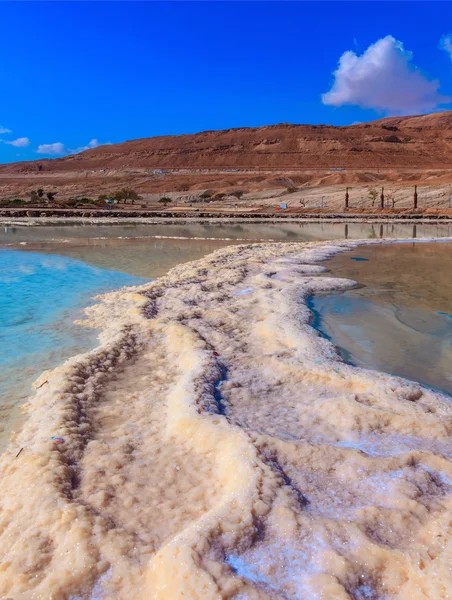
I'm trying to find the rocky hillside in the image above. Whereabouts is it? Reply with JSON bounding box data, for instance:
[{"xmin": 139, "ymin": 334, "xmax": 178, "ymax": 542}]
[{"xmin": 3, "ymin": 111, "xmax": 452, "ymax": 174}]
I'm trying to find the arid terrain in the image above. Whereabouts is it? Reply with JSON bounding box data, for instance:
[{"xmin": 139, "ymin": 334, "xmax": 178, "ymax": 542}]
[{"xmin": 2, "ymin": 111, "xmax": 452, "ymax": 213}]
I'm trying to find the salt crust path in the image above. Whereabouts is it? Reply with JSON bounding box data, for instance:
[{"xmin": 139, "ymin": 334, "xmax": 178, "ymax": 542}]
[{"xmin": 1, "ymin": 239, "xmax": 452, "ymax": 600}]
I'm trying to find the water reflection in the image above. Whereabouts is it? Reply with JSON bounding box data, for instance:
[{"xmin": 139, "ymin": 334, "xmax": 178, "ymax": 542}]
[
  {"xmin": 312, "ymin": 242, "xmax": 452, "ymax": 396},
  {"xmin": 0, "ymin": 221, "xmax": 451, "ymax": 246},
  {"xmin": 1, "ymin": 222, "xmax": 451, "ymax": 278}
]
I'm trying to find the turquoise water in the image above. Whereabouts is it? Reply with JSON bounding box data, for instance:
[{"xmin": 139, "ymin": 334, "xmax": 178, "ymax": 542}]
[{"xmin": 0, "ymin": 249, "xmax": 145, "ymax": 444}]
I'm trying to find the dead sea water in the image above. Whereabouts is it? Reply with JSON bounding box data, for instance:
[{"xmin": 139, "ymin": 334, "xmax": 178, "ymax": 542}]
[
  {"xmin": 0, "ymin": 250, "xmax": 146, "ymax": 449},
  {"xmin": 312, "ymin": 242, "xmax": 452, "ymax": 396},
  {"xmin": 1, "ymin": 219, "xmax": 452, "ymax": 251},
  {"xmin": 0, "ymin": 226, "xmax": 451, "ymax": 455}
]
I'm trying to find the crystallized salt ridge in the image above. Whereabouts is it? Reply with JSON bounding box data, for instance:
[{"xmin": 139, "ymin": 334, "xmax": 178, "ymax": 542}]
[{"xmin": 0, "ymin": 238, "xmax": 451, "ymax": 600}]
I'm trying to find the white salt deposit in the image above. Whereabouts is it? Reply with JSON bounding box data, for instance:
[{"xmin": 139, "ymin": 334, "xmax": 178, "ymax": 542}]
[{"xmin": 0, "ymin": 239, "xmax": 451, "ymax": 599}]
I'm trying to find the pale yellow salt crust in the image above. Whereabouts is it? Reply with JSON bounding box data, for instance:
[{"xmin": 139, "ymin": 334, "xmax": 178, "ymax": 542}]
[{"xmin": 1, "ymin": 239, "xmax": 452, "ymax": 600}]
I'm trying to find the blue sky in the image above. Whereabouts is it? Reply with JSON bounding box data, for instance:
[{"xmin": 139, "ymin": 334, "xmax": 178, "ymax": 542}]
[{"xmin": 1, "ymin": 1, "xmax": 452, "ymax": 163}]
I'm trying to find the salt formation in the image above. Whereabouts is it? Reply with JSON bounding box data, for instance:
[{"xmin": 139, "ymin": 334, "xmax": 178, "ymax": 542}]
[{"xmin": 1, "ymin": 240, "xmax": 451, "ymax": 600}]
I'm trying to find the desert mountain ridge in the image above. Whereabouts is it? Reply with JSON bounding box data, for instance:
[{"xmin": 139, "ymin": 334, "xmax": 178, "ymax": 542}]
[{"xmin": 3, "ymin": 111, "xmax": 452, "ymax": 174}]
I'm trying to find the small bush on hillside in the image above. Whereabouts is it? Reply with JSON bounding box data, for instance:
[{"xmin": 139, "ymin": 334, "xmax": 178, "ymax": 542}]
[
  {"xmin": 0, "ymin": 198, "xmax": 27, "ymax": 206},
  {"xmin": 386, "ymin": 191, "xmax": 399, "ymax": 209},
  {"xmin": 159, "ymin": 197, "xmax": 172, "ymax": 206},
  {"xmin": 367, "ymin": 188, "xmax": 378, "ymax": 208}
]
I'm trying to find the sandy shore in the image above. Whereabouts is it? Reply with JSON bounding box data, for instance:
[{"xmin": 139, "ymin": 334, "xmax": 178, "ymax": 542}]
[{"xmin": 1, "ymin": 239, "xmax": 452, "ymax": 599}]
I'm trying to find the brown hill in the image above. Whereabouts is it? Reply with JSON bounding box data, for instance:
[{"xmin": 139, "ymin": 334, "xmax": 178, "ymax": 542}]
[{"xmin": 3, "ymin": 111, "xmax": 452, "ymax": 174}]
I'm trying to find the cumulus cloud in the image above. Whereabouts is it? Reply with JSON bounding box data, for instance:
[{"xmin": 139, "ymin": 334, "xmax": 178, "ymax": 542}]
[
  {"xmin": 36, "ymin": 142, "xmax": 66, "ymax": 155},
  {"xmin": 322, "ymin": 35, "xmax": 448, "ymax": 114},
  {"xmin": 0, "ymin": 126, "xmax": 12, "ymax": 134},
  {"xmin": 440, "ymin": 34, "xmax": 452, "ymax": 61},
  {"xmin": 1, "ymin": 137, "xmax": 30, "ymax": 147}
]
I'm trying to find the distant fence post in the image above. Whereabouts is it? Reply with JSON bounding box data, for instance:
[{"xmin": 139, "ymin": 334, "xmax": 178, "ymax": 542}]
[{"xmin": 345, "ymin": 187, "xmax": 349, "ymax": 210}]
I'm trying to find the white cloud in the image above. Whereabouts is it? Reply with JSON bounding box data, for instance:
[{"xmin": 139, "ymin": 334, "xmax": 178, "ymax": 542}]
[
  {"xmin": 70, "ymin": 138, "xmax": 101, "ymax": 154},
  {"xmin": 322, "ymin": 35, "xmax": 448, "ymax": 115},
  {"xmin": 36, "ymin": 142, "xmax": 66, "ymax": 155},
  {"xmin": 1, "ymin": 137, "xmax": 30, "ymax": 147},
  {"xmin": 440, "ymin": 34, "xmax": 452, "ymax": 61},
  {"xmin": 36, "ymin": 138, "xmax": 109, "ymax": 156},
  {"xmin": 86, "ymin": 138, "xmax": 100, "ymax": 149},
  {"xmin": 0, "ymin": 126, "xmax": 12, "ymax": 134}
]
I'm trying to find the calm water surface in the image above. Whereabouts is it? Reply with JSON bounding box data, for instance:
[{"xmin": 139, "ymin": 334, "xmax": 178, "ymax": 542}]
[
  {"xmin": 1, "ymin": 221, "xmax": 451, "ymax": 278},
  {"xmin": 0, "ymin": 224, "xmax": 451, "ymax": 451},
  {"xmin": 313, "ymin": 242, "xmax": 452, "ymax": 396},
  {"xmin": 1, "ymin": 221, "xmax": 451, "ymax": 245},
  {"xmin": 0, "ymin": 250, "xmax": 146, "ymax": 447}
]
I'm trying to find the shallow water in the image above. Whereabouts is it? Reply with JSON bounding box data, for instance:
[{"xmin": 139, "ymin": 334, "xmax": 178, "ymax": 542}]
[
  {"xmin": 312, "ymin": 242, "xmax": 452, "ymax": 395},
  {"xmin": 1, "ymin": 221, "xmax": 452, "ymax": 278},
  {"xmin": 0, "ymin": 249, "xmax": 145, "ymax": 447},
  {"xmin": 1, "ymin": 220, "xmax": 451, "ymax": 245}
]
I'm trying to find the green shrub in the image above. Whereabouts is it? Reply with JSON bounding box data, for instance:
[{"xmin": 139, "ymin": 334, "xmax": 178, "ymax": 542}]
[
  {"xmin": 113, "ymin": 189, "xmax": 141, "ymax": 204},
  {"xmin": 0, "ymin": 198, "xmax": 26, "ymax": 206}
]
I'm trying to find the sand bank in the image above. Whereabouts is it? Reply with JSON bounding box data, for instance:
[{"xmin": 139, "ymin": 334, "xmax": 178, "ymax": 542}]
[{"xmin": 1, "ymin": 239, "xmax": 452, "ymax": 599}]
